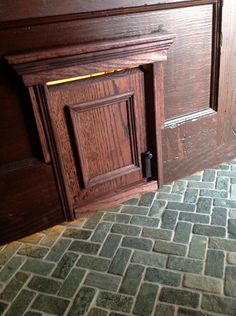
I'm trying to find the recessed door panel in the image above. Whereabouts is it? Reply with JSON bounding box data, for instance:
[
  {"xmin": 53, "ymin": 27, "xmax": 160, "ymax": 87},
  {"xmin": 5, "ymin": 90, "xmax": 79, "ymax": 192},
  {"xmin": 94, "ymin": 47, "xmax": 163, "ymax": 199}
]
[
  {"xmin": 47, "ymin": 68, "xmax": 148, "ymax": 207},
  {"xmin": 69, "ymin": 92, "xmax": 141, "ymax": 188}
]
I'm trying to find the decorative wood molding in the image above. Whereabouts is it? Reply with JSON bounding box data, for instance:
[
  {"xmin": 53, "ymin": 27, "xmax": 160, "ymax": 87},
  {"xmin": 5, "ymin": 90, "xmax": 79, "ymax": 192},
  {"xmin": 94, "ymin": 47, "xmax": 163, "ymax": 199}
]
[
  {"xmin": 33, "ymin": 85, "xmax": 74, "ymax": 220},
  {"xmin": 7, "ymin": 33, "xmax": 174, "ymax": 65},
  {"xmin": 6, "ymin": 33, "xmax": 174, "ymax": 86},
  {"xmin": 28, "ymin": 86, "xmax": 51, "ymax": 163},
  {"xmin": 210, "ymin": 0, "xmax": 223, "ymax": 112},
  {"xmin": 164, "ymin": 108, "xmax": 216, "ymax": 128},
  {"xmin": 68, "ymin": 91, "xmax": 141, "ymax": 188}
]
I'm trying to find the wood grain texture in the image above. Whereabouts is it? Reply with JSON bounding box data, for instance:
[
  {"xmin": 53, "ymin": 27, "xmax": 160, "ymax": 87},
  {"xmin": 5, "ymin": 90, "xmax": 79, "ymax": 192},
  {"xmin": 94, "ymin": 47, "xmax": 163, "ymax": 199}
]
[
  {"xmin": 28, "ymin": 86, "xmax": 51, "ymax": 163},
  {"xmin": 217, "ymin": 0, "xmax": 236, "ymax": 144},
  {"xmin": 47, "ymin": 69, "xmax": 149, "ymax": 208},
  {"xmin": 163, "ymin": 112, "xmax": 218, "ymax": 182},
  {"xmin": 0, "ymin": 0, "xmax": 216, "ymax": 24},
  {"xmin": 0, "ymin": 162, "xmax": 63, "ymax": 246},
  {"xmin": 7, "ymin": 33, "xmax": 173, "ymax": 65},
  {"xmin": 69, "ymin": 91, "xmax": 140, "ymax": 188},
  {"xmin": 162, "ymin": 0, "xmax": 236, "ymax": 183},
  {"xmin": 34, "ymin": 85, "xmax": 74, "ymax": 220},
  {"xmin": 2, "ymin": 5, "xmax": 213, "ymax": 121},
  {"xmin": 74, "ymin": 181, "xmax": 158, "ymax": 216},
  {"xmin": 153, "ymin": 62, "xmax": 165, "ymax": 185},
  {"xmin": 0, "ymin": 61, "xmax": 41, "ymax": 166},
  {"xmin": 7, "ymin": 32, "xmax": 173, "ymax": 86},
  {"xmin": 162, "ymin": 4, "xmax": 212, "ymax": 119},
  {"xmin": 6, "ymin": 31, "xmax": 173, "ymax": 218}
]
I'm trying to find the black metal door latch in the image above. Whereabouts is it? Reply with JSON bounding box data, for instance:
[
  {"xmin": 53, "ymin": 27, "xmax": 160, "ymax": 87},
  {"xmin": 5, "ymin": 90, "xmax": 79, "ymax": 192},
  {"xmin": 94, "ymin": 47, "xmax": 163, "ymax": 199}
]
[{"xmin": 142, "ymin": 151, "xmax": 153, "ymax": 180}]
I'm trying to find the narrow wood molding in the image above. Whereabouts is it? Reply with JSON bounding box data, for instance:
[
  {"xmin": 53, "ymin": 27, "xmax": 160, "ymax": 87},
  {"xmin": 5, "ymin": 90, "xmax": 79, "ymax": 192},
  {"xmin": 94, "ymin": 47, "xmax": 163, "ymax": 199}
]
[
  {"xmin": 74, "ymin": 180, "xmax": 158, "ymax": 216},
  {"xmin": 7, "ymin": 32, "xmax": 174, "ymax": 67},
  {"xmin": 0, "ymin": 0, "xmax": 217, "ymax": 30},
  {"xmin": 0, "ymin": 158, "xmax": 41, "ymax": 175},
  {"xmin": 6, "ymin": 32, "xmax": 175, "ymax": 87},
  {"xmin": 164, "ymin": 108, "xmax": 216, "ymax": 128}
]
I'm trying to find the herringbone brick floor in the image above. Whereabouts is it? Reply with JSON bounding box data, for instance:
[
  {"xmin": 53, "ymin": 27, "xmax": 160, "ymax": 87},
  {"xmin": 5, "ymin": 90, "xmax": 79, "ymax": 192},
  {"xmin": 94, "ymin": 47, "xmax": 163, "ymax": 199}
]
[{"xmin": 1, "ymin": 160, "xmax": 236, "ymax": 315}]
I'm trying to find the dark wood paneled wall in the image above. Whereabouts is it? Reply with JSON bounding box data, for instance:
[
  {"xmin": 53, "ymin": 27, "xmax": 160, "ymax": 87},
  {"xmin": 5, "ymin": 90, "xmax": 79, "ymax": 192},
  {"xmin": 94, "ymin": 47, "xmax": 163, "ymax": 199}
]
[{"xmin": 1, "ymin": 0, "xmax": 236, "ymax": 244}]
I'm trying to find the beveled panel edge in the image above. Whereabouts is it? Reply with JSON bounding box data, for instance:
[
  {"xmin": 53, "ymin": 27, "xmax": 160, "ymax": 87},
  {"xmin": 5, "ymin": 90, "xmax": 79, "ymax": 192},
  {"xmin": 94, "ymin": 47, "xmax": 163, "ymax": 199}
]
[
  {"xmin": 68, "ymin": 90, "xmax": 141, "ymax": 189},
  {"xmin": 164, "ymin": 108, "xmax": 216, "ymax": 128}
]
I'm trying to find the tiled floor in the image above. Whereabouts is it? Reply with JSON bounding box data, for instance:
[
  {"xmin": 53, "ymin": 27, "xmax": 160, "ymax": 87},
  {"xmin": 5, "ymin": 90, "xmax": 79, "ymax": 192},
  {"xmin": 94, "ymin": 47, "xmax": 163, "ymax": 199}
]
[{"xmin": 1, "ymin": 161, "xmax": 236, "ymax": 316}]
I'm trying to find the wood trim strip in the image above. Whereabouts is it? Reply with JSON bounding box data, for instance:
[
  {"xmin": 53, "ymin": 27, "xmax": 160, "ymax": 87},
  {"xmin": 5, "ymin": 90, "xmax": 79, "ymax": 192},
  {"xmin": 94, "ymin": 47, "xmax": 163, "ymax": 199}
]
[
  {"xmin": 34, "ymin": 85, "xmax": 74, "ymax": 220},
  {"xmin": 6, "ymin": 33, "xmax": 174, "ymax": 87},
  {"xmin": 7, "ymin": 33, "xmax": 174, "ymax": 65},
  {"xmin": 209, "ymin": 0, "xmax": 223, "ymax": 112},
  {"xmin": 28, "ymin": 86, "xmax": 51, "ymax": 163},
  {"xmin": 74, "ymin": 180, "xmax": 158, "ymax": 215},
  {"xmin": 153, "ymin": 62, "xmax": 165, "ymax": 186},
  {"xmin": 164, "ymin": 108, "xmax": 216, "ymax": 128},
  {"xmin": 0, "ymin": 0, "xmax": 217, "ymax": 29}
]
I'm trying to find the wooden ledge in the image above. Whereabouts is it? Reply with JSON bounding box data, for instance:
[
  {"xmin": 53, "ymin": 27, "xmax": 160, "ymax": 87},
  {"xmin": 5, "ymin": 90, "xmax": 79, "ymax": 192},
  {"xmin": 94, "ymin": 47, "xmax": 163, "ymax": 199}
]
[
  {"xmin": 6, "ymin": 32, "xmax": 175, "ymax": 86},
  {"xmin": 6, "ymin": 32, "xmax": 174, "ymax": 64}
]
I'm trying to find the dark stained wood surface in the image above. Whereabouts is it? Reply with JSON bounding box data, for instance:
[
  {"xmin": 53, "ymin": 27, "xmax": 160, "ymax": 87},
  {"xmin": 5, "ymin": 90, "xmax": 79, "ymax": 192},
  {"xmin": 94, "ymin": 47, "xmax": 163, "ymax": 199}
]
[
  {"xmin": 0, "ymin": 162, "xmax": 63, "ymax": 245},
  {"xmin": 163, "ymin": 0, "xmax": 236, "ymax": 182},
  {"xmin": 28, "ymin": 86, "xmax": 51, "ymax": 163},
  {"xmin": 0, "ymin": 61, "xmax": 41, "ymax": 166},
  {"xmin": 0, "ymin": 0, "xmax": 215, "ymax": 23},
  {"xmin": 69, "ymin": 91, "xmax": 142, "ymax": 188},
  {"xmin": 74, "ymin": 181, "xmax": 158, "ymax": 216},
  {"xmin": 6, "ymin": 32, "xmax": 174, "ymax": 219},
  {"xmin": 163, "ymin": 4, "xmax": 212, "ymax": 119},
  {"xmin": 7, "ymin": 33, "xmax": 173, "ymax": 64},
  {"xmin": 47, "ymin": 69, "xmax": 149, "ymax": 208},
  {"xmin": 217, "ymin": 0, "xmax": 236, "ymax": 144},
  {"xmin": 163, "ymin": 113, "xmax": 217, "ymax": 181}
]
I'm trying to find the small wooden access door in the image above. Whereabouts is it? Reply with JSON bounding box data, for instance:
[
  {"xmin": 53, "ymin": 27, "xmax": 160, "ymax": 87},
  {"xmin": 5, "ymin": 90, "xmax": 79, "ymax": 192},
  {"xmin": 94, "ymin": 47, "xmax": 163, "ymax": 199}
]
[
  {"xmin": 47, "ymin": 69, "xmax": 150, "ymax": 211},
  {"xmin": 6, "ymin": 33, "xmax": 174, "ymax": 219}
]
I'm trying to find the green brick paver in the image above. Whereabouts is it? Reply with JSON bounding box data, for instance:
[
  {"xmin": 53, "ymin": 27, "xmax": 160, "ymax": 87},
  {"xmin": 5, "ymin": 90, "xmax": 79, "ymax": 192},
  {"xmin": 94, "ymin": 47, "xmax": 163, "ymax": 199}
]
[
  {"xmin": 5, "ymin": 290, "xmax": 36, "ymax": 316},
  {"xmin": 0, "ymin": 272, "xmax": 29, "ymax": 301},
  {"xmin": 32, "ymin": 293, "xmax": 69, "ymax": 316},
  {"xmin": 0, "ymin": 256, "xmax": 25, "ymax": 282},
  {"xmin": 1, "ymin": 160, "xmax": 236, "ymax": 315},
  {"xmin": 77, "ymin": 255, "xmax": 110, "ymax": 272},
  {"xmin": 96, "ymin": 291, "xmax": 133, "ymax": 313},
  {"xmin": 58, "ymin": 268, "xmax": 85, "ymax": 298},
  {"xmin": 133, "ymin": 283, "xmax": 159, "ymax": 315},
  {"xmin": 27, "ymin": 275, "xmax": 61, "ymax": 294},
  {"xmin": 145, "ymin": 267, "xmax": 181, "ymax": 286},
  {"xmin": 108, "ymin": 248, "xmax": 131, "ymax": 275},
  {"xmin": 84, "ymin": 272, "xmax": 121, "ymax": 291},
  {"xmin": 68, "ymin": 287, "xmax": 96, "ymax": 316},
  {"xmin": 52, "ymin": 252, "xmax": 78, "ymax": 279},
  {"xmin": 159, "ymin": 287, "xmax": 200, "ymax": 308},
  {"xmin": 119, "ymin": 264, "xmax": 144, "ymax": 295}
]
